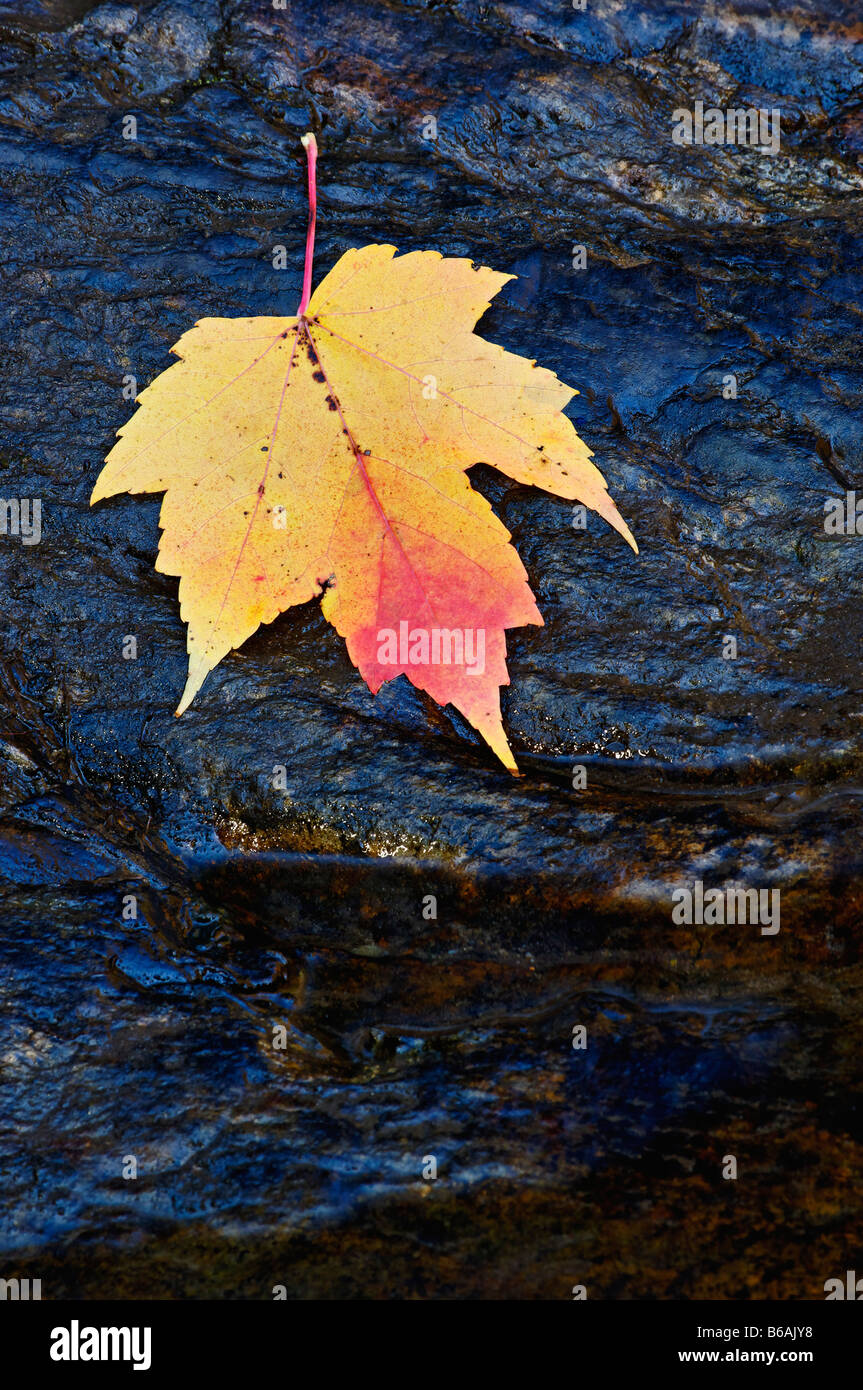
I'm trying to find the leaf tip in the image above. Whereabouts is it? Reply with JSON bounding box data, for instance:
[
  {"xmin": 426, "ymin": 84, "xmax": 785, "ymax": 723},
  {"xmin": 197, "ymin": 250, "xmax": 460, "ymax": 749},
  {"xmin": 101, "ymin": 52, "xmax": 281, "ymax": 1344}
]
[
  {"xmin": 175, "ymin": 680, "xmax": 197, "ymax": 717},
  {"xmin": 90, "ymin": 472, "xmax": 112, "ymax": 506},
  {"xmin": 618, "ymin": 518, "xmax": 639, "ymax": 555},
  {"xmin": 595, "ymin": 493, "xmax": 638, "ymax": 555},
  {"xmin": 484, "ymin": 725, "xmax": 520, "ymax": 774}
]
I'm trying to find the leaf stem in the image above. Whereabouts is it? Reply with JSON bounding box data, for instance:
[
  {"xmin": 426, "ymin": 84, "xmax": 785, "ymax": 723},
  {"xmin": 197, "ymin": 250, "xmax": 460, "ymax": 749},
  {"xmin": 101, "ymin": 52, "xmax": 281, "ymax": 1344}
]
[{"xmin": 297, "ymin": 132, "xmax": 318, "ymax": 318}]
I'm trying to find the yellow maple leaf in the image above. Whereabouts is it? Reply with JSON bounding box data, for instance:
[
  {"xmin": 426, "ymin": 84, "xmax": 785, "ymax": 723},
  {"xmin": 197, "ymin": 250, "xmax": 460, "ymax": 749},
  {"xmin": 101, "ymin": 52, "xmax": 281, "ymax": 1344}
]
[{"xmin": 92, "ymin": 133, "xmax": 636, "ymax": 773}]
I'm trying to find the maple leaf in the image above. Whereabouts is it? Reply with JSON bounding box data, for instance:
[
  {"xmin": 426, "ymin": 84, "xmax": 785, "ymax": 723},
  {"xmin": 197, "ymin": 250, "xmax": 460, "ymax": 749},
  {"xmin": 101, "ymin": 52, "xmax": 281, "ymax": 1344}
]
[{"xmin": 91, "ymin": 133, "xmax": 636, "ymax": 773}]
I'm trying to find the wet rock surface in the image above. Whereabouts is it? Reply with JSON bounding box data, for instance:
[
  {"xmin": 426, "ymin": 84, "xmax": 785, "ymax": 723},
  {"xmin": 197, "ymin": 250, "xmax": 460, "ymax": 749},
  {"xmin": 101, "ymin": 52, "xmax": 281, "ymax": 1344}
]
[{"xmin": 0, "ymin": 0, "xmax": 862, "ymax": 1297}]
